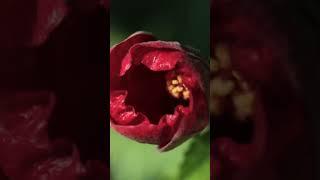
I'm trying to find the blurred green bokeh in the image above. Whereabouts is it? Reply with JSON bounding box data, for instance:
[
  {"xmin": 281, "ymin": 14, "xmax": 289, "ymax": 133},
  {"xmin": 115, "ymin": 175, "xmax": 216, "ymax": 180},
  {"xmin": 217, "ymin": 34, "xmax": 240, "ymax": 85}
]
[
  {"xmin": 110, "ymin": 0, "xmax": 210, "ymax": 57},
  {"xmin": 110, "ymin": 129, "xmax": 192, "ymax": 180},
  {"xmin": 110, "ymin": 0, "xmax": 210, "ymax": 179}
]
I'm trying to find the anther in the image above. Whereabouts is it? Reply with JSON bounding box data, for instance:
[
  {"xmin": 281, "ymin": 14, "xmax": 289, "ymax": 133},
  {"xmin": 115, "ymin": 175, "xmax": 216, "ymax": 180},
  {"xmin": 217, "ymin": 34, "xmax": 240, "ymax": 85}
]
[{"xmin": 167, "ymin": 75, "xmax": 190, "ymax": 100}]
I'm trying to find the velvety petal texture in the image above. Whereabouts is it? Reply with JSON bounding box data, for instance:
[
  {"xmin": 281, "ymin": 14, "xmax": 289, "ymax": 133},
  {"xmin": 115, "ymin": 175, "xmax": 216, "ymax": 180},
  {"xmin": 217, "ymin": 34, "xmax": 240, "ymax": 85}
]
[
  {"xmin": 110, "ymin": 32, "xmax": 209, "ymax": 151},
  {"xmin": 0, "ymin": 0, "xmax": 109, "ymax": 179},
  {"xmin": 0, "ymin": 92, "xmax": 108, "ymax": 180}
]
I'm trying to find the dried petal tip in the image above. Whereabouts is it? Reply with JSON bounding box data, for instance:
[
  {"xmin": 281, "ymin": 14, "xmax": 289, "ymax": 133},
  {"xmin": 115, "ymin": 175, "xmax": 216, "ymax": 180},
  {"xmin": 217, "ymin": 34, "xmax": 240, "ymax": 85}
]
[{"xmin": 167, "ymin": 75, "xmax": 190, "ymax": 100}]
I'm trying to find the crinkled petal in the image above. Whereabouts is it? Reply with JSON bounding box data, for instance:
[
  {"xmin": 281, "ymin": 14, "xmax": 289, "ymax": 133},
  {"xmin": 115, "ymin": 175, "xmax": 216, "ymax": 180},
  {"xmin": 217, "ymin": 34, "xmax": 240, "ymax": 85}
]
[
  {"xmin": 0, "ymin": 91, "xmax": 55, "ymax": 142},
  {"xmin": 159, "ymin": 87, "xmax": 208, "ymax": 151},
  {"xmin": 110, "ymin": 91, "xmax": 190, "ymax": 145},
  {"xmin": 111, "ymin": 121, "xmax": 166, "ymax": 144},
  {"xmin": 110, "ymin": 90, "xmax": 146, "ymax": 125},
  {"xmin": 24, "ymin": 145, "xmax": 85, "ymax": 180},
  {"xmin": 0, "ymin": 92, "xmax": 54, "ymax": 178},
  {"xmin": 110, "ymin": 32, "xmax": 156, "ymax": 89},
  {"xmin": 120, "ymin": 41, "xmax": 186, "ymax": 75}
]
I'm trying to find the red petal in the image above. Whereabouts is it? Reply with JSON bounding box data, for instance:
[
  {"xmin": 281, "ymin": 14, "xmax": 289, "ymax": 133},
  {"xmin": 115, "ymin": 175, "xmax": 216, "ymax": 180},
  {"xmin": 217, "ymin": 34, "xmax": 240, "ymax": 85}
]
[
  {"xmin": 110, "ymin": 32, "xmax": 156, "ymax": 89},
  {"xmin": 24, "ymin": 145, "xmax": 84, "ymax": 180},
  {"xmin": 0, "ymin": 92, "xmax": 54, "ymax": 178},
  {"xmin": 159, "ymin": 87, "xmax": 208, "ymax": 151},
  {"xmin": 0, "ymin": 0, "xmax": 67, "ymax": 48},
  {"xmin": 110, "ymin": 90, "xmax": 147, "ymax": 125},
  {"xmin": 0, "ymin": 91, "xmax": 55, "ymax": 141},
  {"xmin": 110, "ymin": 90, "xmax": 192, "ymax": 145},
  {"xmin": 120, "ymin": 41, "xmax": 185, "ymax": 75},
  {"xmin": 31, "ymin": 0, "xmax": 68, "ymax": 46}
]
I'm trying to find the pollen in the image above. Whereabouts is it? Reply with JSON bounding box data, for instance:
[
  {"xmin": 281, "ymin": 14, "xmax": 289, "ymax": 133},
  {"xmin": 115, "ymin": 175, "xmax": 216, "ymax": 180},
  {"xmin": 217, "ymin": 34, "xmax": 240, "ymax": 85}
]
[
  {"xmin": 167, "ymin": 75, "xmax": 190, "ymax": 100},
  {"xmin": 211, "ymin": 77, "xmax": 235, "ymax": 97},
  {"xmin": 211, "ymin": 44, "xmax": 256, "ymax": 122},
  {"xmin": 172, "ymin": 80, "xmax": 179, "ymax": 85}
]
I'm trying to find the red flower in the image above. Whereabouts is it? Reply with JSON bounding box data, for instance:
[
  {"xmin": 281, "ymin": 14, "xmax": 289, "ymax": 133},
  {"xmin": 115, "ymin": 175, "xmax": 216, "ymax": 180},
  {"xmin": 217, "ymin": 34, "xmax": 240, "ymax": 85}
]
[{"xmin": 110, "ymin": 32, "xmax": 209, "ymax": 151}]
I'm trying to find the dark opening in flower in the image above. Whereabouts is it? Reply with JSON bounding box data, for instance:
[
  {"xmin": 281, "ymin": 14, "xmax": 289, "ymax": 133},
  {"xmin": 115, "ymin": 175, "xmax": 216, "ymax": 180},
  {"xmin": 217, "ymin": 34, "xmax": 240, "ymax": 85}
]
[{"xmin": 122, "ymin": 65, "xmax": 189, "ymax": 124}]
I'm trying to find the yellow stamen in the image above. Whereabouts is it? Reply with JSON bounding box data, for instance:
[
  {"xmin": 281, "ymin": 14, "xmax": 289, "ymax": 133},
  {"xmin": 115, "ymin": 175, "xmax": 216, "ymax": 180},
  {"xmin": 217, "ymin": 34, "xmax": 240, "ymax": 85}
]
[
  {"xmin": 233, "ymin": 91, "xmax": 255, "ymax": 121},
  {"xmin": 211, "ymin": 44, "xmax": 256, "ymax": 122},
  {"xmin": 176, "ymin": 86, "xmax": 184, "ymax": 92},
  {"xmin": 211, "ymin": 77, "xmax": 235, "ymax": 97},
  {"xmin": 172, "ymin": 80, "xmax": 179, "ymax": 85},
  {"xmin": 167, "ymin": 75, "xmax": 190, "ymax": 100},
  {"xmin": 172, "ymin": 91, "xmax": 180, "ymax": 98},
  {"xmin": 168, "ymin": 85, "xmax": 174, "ymax": 91},
  {"xmin": 182, "ymin": 90, "xmax": 190, "ymax": 100}
]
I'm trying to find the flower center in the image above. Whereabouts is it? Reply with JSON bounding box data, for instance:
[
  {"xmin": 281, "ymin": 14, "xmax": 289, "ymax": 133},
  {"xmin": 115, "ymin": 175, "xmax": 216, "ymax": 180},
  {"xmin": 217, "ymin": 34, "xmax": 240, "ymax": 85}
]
[
  {"xmin": 166, "ymin": 75, "xmax": 190, "ymax": 100},
  {"xmin": 212, "ymin": 44, "xmax": 255, "ymax": 144},
  {"xmin": 123, "ymin": 65, "xmax": 189, "ymax": 124}
]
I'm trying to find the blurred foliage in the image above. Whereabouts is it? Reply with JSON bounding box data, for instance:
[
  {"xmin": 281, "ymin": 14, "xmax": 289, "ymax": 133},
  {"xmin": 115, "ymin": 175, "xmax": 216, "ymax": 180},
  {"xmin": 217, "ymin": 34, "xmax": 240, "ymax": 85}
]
[
  {"xmin": 179, "ymin": 132, "xmax": 210, "ymax": 180},
  {"xmin": 110, "ymin": 129, "xmax": 191, "ymax": 180},
  {"xmin": 110, "ymin": 0, "xmax": 210, "ymax": 58},
  {"xmin": 110, "ymin": 0, "xmax": 210, "ymax": 179}
]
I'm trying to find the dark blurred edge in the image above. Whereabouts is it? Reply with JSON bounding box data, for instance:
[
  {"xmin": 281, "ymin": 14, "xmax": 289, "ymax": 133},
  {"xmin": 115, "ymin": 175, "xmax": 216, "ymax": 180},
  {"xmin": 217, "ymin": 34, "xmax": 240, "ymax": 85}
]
[{"xmin": 270, "ymin": 0, "xmax": 320, "ymax": 179}]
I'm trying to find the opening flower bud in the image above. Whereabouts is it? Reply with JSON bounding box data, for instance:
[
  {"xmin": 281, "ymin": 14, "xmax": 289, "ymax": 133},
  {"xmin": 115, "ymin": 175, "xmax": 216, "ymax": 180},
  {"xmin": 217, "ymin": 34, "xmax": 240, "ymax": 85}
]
[{"xmin": 110, "ymin": 32, "xmax": 209, "ymax": 151}]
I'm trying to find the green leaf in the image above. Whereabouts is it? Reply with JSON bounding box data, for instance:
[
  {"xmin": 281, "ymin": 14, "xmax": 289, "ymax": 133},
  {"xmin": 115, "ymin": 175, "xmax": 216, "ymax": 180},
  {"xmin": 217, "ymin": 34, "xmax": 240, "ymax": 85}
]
[{"xmin": 178, "ymin": 131, "xmax": 210, "ymax": 180}]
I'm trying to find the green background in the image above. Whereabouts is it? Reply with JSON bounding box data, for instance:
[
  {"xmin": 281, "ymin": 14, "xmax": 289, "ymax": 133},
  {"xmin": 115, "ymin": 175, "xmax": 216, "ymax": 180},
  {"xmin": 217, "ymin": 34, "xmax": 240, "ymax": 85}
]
[{"xmin": 110, "ymin": 0, "xmax": 210, "ymax": 179}]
